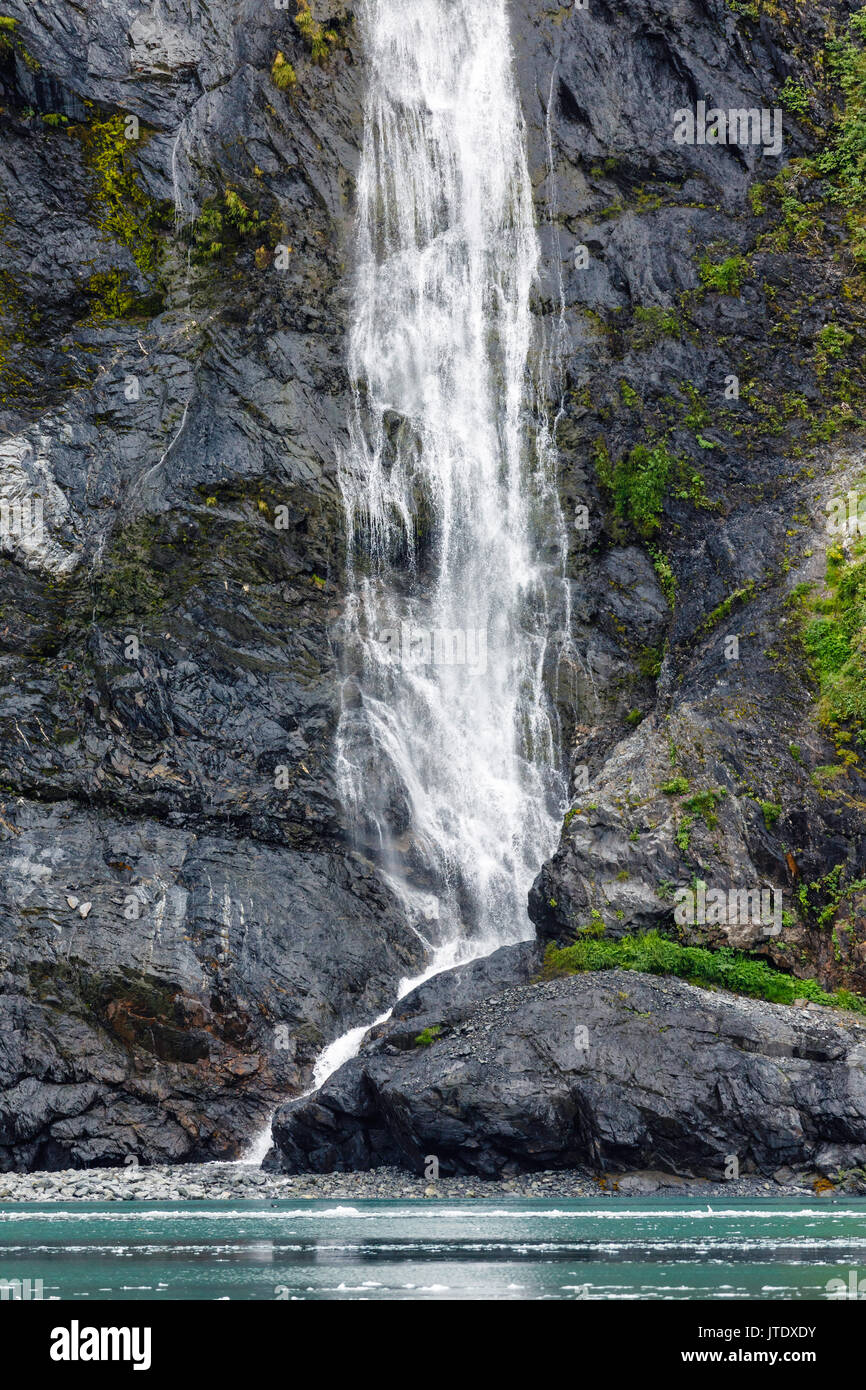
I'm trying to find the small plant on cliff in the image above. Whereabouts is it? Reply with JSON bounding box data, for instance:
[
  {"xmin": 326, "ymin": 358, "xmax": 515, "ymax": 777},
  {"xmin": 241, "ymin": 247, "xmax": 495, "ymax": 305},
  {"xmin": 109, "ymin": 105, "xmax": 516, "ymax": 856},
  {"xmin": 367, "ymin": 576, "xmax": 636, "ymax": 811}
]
[
  {"xmin": 661, "ymin": 776, "xmax": 690, "ymax": 795},
  {"xmin": 817, "ymin": 9, "xmax": 866, "ymax": 259},
  {"xmin": 414, "ymin": 1026, "xmax": 442, "ymax": 1047},
  {"xmin": 814, "ymin": 322, "xmax": 855, "ymax": 376},
  {"xmin": 294, "ymin": 1, "xmax": 340, "ymax": 64},
  {"xmin": 271, "ymin": 51, "xmax": 297, "ymax": 90},
  {"xmin": 610, "ymin": 443, "xmax": 677, "ymax": 537},
  {"xmin": 648, "ymin": 545, "xmax": 676, "ymax": 607},
  {"xmin": 189, "ymin": 187, "xmax": 266, "ymax": 264},
  {"xmin": 760, "ymin": 799, "xmax": 782, "ymax": 829},
  {"xmin": 778, "ymin": 77, "xmax": 811, "ymax": 119},
  {"xmin": 698, "ymin": 254, "xmax": 747, "ymax": 295},
  {"xmin": 0, "ymin": 15, "xmax": 39, "ymax": 69},
  {"xmin": 0, "ymin": 14, "xmax": 17, "ymax": 49},
  {"xmin": 802, "ymin": 534, "xmax": 866, "ymax": 738},
  {"xmin": 683, "ymin": 787, "xmax": 726, "ymax": 829},
  {"xmin": 79, "ymin": 113, "xmax": 161, "ymax": 278},
  {"xmin": 595, "ymin": 437, "xmax": 706, "ymax": 540}
]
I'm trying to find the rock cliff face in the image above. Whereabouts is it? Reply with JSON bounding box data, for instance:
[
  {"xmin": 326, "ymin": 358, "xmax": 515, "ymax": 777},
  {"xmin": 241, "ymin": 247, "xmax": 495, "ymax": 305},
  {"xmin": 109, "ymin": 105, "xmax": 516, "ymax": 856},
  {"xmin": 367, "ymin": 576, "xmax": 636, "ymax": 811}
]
[
  {"xmin": 0, "ymin": 0, "xmax": 425, "ymax": 1168},
  {"xmin": 267, "ymin": 946, "xmax": 866, "ymax": 1179},
  {"xmin": 2, "ymin": 0, "xmax": 866, "ymax": 1172},
  {"xmin": 519, "ymin": 0, "xmax": 866, "ymax": 992}
]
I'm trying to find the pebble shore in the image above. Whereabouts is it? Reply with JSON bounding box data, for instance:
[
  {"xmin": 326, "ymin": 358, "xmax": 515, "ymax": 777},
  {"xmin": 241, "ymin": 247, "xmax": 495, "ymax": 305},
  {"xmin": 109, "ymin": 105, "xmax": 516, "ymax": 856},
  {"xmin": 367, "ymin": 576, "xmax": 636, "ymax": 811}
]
[{"xmin": 0, "ymin": 1162, "xmax": 843, "ymax": 1203}]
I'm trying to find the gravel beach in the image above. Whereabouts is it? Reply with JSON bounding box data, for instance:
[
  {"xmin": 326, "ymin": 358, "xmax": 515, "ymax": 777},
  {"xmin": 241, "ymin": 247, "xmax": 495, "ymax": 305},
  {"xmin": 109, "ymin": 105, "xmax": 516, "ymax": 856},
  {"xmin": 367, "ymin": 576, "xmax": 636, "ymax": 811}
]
[{"xmin": 0, "ymin": 1162, "xmax": 850, "ymax": 1203}]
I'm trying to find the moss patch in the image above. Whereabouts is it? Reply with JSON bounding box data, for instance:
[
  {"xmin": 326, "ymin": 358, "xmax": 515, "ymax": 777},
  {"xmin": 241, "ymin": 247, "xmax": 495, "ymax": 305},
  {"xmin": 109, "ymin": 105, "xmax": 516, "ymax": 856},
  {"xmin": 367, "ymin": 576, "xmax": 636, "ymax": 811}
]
[
  {"xmin": 542, "ymin": 931, "xmax": 866, "ymax": 1013},
  {"xmin": 594, "ymin": 439, "xmax": 707, "ymax": 539},
  {"xmin": 802, "ymin": 535, "xmax": 866, "ymax": 740},
  {"xmin": 75, "ymin": 110, "xmax": 170, "ymax": 320}
]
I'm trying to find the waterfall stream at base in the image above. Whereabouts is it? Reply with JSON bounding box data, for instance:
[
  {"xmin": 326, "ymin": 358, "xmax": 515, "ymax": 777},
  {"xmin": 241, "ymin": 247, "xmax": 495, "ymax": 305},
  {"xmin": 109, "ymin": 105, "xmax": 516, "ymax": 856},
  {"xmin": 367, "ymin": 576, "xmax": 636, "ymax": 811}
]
[{"xmin": 244, "ymin": 0, "xmax": 567, "ymax": 1163}]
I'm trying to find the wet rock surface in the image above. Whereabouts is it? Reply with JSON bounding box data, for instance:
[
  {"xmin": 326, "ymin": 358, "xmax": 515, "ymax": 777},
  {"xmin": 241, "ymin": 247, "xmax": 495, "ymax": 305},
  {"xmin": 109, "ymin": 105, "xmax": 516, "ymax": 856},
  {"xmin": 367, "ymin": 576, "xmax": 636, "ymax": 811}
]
[
  {"xmin": 267, "ymin": 968, "xmax": 866, "ymax": 1179},
  {"xmin": 0, "ymin": 0, "xmax": 425, "ymax": 1169},
  {"xmin": 516, "ymin": 0, "xmax": 866, "ymax": 985},
  {"xmin": 2, "ymin": 0, "xmax": 866, "ymax": 1174}
]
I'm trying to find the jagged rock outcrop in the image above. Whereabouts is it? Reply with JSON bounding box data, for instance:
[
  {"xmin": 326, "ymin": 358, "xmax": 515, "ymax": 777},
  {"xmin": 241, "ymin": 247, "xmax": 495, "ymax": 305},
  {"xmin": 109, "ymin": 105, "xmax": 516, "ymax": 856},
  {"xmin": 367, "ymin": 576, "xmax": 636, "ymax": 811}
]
[{"xmin": 267, "ymin": 964, "xmax": 866, "ymax": 1179}]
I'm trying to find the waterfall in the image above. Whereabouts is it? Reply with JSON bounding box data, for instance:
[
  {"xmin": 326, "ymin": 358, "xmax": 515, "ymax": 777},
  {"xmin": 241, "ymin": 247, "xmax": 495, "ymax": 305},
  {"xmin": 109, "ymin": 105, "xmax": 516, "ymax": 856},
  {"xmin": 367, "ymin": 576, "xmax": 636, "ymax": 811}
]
[
  {"xmin": 336, "ymin": 0, "xmax": 567, "ymax": 964},
  {"xmin": 244, "ymin": 0, "xmax": 566, "ymax": 1164}
]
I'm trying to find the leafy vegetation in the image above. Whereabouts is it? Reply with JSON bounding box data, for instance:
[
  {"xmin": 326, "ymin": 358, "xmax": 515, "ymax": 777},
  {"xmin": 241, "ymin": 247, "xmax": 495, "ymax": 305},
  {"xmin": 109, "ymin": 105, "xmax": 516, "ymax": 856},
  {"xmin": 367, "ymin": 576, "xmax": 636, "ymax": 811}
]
[
  {"xmin": 543, "ymin": 931, "xmax": 866, "ymax": 1014},
  {"xmin": 79, "ymin": 113, "xmax": 161, "ymax": 278},
  {"xmin": 760, "ymin": 799, "xmax": 783, "ymax": 829},
  {"xmin": 0, "ymin": 14, "xmax": 39, "ymax": 69},
  {"xmin": 294, "ymin": 0, "xmax": 340, "ymax": 64},
  {"xmin": 188, "ymin": 187, "xmax": 269, "ymax": 265},
  {"xmin": 661, "ymin": 776, "xmax": 690, "ymax": 795},
  {"xmin": 698, "ymin": 254, "xmax": 748, "ymax": 295},
  {"xmin": 816, "ymin": 9, "xmax": 866, "ymax": 261},
  {"xmin": 593, "ymin": 439, "xmax": 705, "ymax": 539},
  {"xmin": 815, "ymin": 322, "xmax": 855, "ymax": 376},
  {"xmin": 802, "ymin": 536, "xmax": 866, "ymax": 739},
  {"xmin": 271, "ymin": 51, "xmax": 297, "ymax": 90},
  {"xmin": 796, "ymin": 863, "xmax": 866, "ymax": 930},
  {"xmin": 778, "ymin": 76, "xmax": 811, "ymax": 118},
  {"xmin": 683, "ymin": 788, "xmax": 726, "ymax": 829},
  {"xmin": 632, "ymin": 304, "xmax": 680, "ymax": 343},
  {"xmin": 414, "ymin": 1026, "xmax": 442, "ymax": 1047},
  {"xmin": 698, "ymin": 581, "xmax": 756, "ymax": 636},
  {"xmin": 648, "ymin": 545, "xmax": 676, "ymax": 606},
  {"xmin": 76, "ymin": 111, "xmax": 167, "ymax": 319}
]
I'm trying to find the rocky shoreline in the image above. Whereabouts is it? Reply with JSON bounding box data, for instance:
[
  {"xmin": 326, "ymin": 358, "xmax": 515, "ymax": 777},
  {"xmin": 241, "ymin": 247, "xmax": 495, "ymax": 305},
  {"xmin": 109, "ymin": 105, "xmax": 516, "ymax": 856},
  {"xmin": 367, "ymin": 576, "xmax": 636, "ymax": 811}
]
[{"xmin": 0, "ymin": 1160, "xmax": 854, "ymax": 1204}]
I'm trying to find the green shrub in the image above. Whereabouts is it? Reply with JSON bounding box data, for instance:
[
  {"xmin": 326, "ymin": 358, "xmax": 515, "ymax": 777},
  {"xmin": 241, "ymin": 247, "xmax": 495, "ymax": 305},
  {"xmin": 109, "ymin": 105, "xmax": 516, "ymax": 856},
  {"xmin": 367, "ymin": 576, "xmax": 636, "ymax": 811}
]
[
  {"xmin": 638, "ymin": 644, "xmax": 663, "ymax": 679},
  {"xmin": 414, "ymin": 1026, "xmax": 442, "ymax": 1047},
  {"xmin": 611, "ymin": 443, "xmax": 677, "ymax": 537},
  {"xmin": 815, "ymin": 322, "xmax": 855, "ymax": 376},
  {"xmin": 684, "ymin": 788, "xmax": 726, "ymax": 829},
  {"xmin": 778, "ymin": 77, "xmax": 811, "ymax": 118},
  {"xmin": 544, "ymin": 931, "xmax": 866, "ymax": 1014},
  {"xmin": 760, "ymin": 800, "xmax": 783, "ymax": 829},
  {"xmin": 649, "ymin": 545, "xmax": 676, "ymax": 607},
  {"xmin": 632, "ymin": 304, "xmax": 680, "ymax": 341},
  {"xmin": 817, "ymin": 10, "xmax": 866, "ymax": 257},
  {"xmin": 802, "ymin": 538, "xmax": 866, "ymax": 734},
  {"xmin": 295, "ymin": 0, "xmax": 339, "ymax": 64},
  {"xmin": 271, "ymin": 51, "xmax": 297, "ymax": 90},
  {"xmin": 79, "ymin": 113, "xmax": 161, "ymax": 279},
  {"xmin": 698, "ymin": 254, "xmax": 747, "ymax": 295},
  {"xmin": 188, "ymin": 187, "xmax": 265, "ymax": 264},
  {"xmin": 661, "ymin": 776, "xmax": 690, "ymax": 795},
  {"xmin": 699, "ymin": 581, "xmax": 756, "ymax": 635}
]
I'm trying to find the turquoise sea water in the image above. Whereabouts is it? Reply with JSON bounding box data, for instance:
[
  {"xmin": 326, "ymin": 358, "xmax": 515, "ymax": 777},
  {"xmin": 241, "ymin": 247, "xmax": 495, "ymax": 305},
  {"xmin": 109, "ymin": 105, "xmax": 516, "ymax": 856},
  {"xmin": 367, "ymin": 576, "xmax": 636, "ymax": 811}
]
[{"xmin": 1, "ymin": 1198, "xmax": 865, "ymax": 1301}]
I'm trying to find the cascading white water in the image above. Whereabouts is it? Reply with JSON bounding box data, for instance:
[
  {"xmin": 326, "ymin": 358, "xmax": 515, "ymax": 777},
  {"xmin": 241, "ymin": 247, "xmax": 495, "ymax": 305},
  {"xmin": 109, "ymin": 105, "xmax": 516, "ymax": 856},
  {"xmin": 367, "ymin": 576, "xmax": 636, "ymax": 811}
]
[
  {"xmin": 337, "ymin": 0, "xmax": 567, "ymax": 966},
  {"xmin": 243, "ymin": 0, "xmax": 568, "ymax": 1164}
]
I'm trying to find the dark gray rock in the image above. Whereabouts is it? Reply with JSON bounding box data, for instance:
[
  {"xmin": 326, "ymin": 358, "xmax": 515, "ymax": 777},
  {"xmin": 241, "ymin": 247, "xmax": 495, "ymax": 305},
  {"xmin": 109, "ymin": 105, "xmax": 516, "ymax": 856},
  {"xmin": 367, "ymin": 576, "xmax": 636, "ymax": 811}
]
[
  {"xmin": 268, "ymin": 969, "xmax": 866, "ymax": 1179},
  {"xmin": 3, "ymin": 0, "xmax": 866, "ymax": 1175},
  {"xmin": 516, "ymin": 0, "xmax": 866, "ymax": 989},
  {"xmin": 0, "ymin": 0, "xmax": 426, "ymax": 1169},
  {"xmin": 382, "ymin": 941, "xmax": 542, "ymax": 1028}
]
